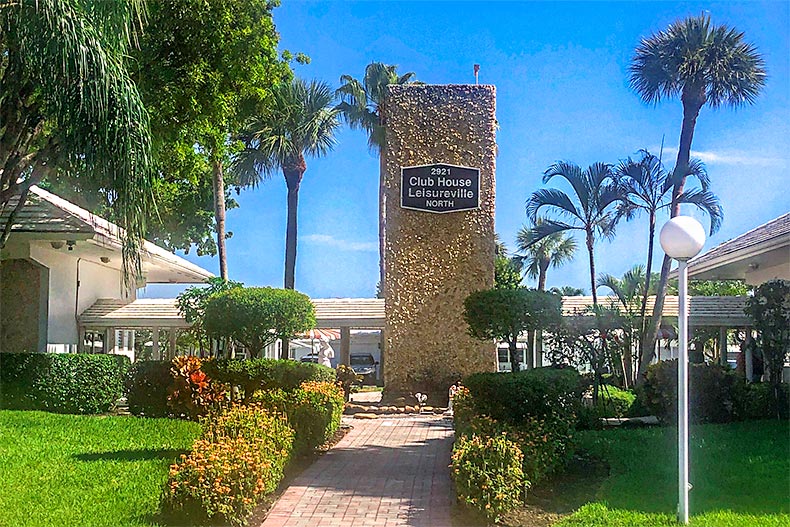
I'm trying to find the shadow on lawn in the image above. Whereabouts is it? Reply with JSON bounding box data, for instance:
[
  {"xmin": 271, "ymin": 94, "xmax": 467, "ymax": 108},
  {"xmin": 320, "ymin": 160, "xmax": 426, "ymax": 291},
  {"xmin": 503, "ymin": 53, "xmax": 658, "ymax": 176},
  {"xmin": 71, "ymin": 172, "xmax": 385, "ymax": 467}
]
[{"xmin": 74, "ymin": 448, "xmax": 187, "ymax": 462}]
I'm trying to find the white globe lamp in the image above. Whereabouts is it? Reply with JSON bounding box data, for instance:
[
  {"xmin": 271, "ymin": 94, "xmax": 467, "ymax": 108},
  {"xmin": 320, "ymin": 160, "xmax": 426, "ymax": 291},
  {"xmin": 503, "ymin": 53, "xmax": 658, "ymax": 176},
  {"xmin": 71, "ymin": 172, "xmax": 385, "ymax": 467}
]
[
  {"xmin": 660, "ymin": 216, "xmax": 706, "ymax": 261},
  {"xmin": 659, "ymin": 215, "xmax": 706, "ymax": 525}
]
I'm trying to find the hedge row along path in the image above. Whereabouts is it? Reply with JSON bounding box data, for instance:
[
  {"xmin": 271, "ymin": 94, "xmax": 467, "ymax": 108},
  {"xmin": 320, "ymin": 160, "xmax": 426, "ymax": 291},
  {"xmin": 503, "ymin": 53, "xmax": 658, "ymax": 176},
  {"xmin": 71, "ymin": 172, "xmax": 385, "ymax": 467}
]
[{"xmin": 261, "ymin": 415, "xmax": 476, "ymax": 527}]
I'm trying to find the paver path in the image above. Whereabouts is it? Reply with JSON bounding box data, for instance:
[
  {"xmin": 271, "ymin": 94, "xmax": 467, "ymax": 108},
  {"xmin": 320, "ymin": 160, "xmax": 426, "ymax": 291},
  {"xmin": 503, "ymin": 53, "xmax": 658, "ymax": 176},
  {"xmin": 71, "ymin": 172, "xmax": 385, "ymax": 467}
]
[{"xmin": 261, "ymin": 416, "xmax": 465, "ymax": 527}]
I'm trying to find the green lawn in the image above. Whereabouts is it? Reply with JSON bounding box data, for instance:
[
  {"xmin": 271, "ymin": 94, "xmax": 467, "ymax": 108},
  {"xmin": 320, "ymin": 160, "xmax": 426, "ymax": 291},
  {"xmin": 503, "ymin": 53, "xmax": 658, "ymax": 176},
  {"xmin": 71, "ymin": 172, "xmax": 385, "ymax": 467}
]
[
  {"xmin": 555, "ymin": 420, "xmax": 790, "ymax": 527},
  {"xmin": 0, "ymin": 410, "xmax": 200, "ymax": 527}
]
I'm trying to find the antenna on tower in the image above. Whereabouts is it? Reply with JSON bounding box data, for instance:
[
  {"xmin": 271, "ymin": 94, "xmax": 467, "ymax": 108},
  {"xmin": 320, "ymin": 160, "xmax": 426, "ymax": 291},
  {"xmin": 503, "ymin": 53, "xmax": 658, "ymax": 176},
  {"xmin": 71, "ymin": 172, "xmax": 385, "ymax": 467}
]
[{"xmin": 473, "ymin": 64, "xmax": 480, "ymax": 85}]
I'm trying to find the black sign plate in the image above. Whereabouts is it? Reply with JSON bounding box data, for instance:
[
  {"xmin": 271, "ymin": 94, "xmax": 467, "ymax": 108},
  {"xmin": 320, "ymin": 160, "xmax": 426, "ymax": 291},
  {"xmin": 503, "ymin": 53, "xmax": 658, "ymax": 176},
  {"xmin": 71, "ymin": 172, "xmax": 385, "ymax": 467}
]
[{"xmin": 400, "ymin": 164, "xmax": 480, "ymax": 213}]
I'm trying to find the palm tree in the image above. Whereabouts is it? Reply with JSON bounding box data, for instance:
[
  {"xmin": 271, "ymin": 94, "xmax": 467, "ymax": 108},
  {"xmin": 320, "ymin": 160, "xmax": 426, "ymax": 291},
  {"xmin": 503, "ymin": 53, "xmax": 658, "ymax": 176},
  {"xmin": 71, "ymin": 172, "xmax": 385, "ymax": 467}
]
[
  {"xmin": 614, "ymin": 149, "xmax": 722, "ymax": 338},
  {"xmin": 516, "ymin": 220, "xmax": 578, "ymax": 291},
  {"xmin": 550, "ymin": 286, "xmax": 585, "ymax": 296},
  {"xmin": 0, "ymin": 0, "xmax": 152, "ymax": 284},
  {"xmin": 233, "ymin": 78, "xmax": 340, "ymax": 290},
  {"xmin": 630, "ymin": 13, "xmax": 766, "ymax": 375},
  {"xmin": 336, "ymin": 63, "xmax": 418, "ymax": 294},
  {"xmin": 525, "ymin": 162, "xmax": 621, "ymax": 307}
]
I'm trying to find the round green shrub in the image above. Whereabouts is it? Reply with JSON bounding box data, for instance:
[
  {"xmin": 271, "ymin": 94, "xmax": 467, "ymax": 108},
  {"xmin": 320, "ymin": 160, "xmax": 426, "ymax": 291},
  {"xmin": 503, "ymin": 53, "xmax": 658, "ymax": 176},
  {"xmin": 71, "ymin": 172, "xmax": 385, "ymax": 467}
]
[
  {"xmin": 597, "ymin": 385, "xmax": 636, "ymax": 418},
  {"xmin": 451, "ymin": 434, "xmax": 525, "ymax": 522}
]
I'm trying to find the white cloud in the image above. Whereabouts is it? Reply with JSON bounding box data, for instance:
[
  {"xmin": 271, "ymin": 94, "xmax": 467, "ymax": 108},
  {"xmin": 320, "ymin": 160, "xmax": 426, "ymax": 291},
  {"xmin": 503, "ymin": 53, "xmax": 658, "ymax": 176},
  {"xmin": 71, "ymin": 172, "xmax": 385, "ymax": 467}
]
[
  {"xmin": 649, "ymin": 146, "xmax": 786, "ymax": 168},
  {"xmin": 303, "ymin": 234, "xmax": 377, "ymax": 252}
]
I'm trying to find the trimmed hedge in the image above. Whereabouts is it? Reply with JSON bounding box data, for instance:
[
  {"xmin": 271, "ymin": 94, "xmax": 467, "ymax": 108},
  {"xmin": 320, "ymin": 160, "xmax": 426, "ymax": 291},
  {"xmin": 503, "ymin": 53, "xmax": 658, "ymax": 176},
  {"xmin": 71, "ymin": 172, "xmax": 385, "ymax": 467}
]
[
  {"xmin": 733, "ymin": 382, "xmax": 790, "ymax": 421},
  {"xmin": 163, "ymin": 405, "xmax": 294, "ymax": 526},
  {"xmin": 254, "ymin": 381, "xmax": 344, "ymax": 453},
  {"xmin": 641, "ymin": 360, "xmax": 739, "ymax": 424},
  {"xmin": 0, "ymin": 353, "xmax": 129, "ymax": 414},
  {"xmin": 463, "ymin": 367, "xmax": 581, "ymax": 424},
  {"xmin": 125, "ymin": 360, "xmax": 172, "ymax": 417},
  {"xmin": 203, "ymin": 358, "xmax": 335, "ymax": 402}
]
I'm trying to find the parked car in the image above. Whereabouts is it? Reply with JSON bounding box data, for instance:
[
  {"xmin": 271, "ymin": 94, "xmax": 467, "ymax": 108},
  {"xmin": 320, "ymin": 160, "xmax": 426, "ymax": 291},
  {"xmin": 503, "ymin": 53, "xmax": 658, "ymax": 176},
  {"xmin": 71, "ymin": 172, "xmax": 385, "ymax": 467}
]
[
  {"xmin": 300, "ymin": 353, "xmax": 319, "ymax": 363},
  {"xmin": 350, "ymin": 353, "xmax": 378, "ymax": 384}
]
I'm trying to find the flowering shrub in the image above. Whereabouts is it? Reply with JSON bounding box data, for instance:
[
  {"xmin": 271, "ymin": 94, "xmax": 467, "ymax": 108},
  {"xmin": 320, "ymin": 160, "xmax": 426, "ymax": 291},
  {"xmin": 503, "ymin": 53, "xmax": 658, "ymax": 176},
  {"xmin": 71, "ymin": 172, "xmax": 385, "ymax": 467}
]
[
  {"xmin": 163, "ymin": 405, "xmax": 294, "ymax": 526},
  {"xmin": 463, "ymin": 413, "xmax": 572, "ymax": 486},
  {"xmin": 254, "ymin": 381, "xmax": 344, "ymax": 452},
  {"xmin": 451, "ymin": 385, "xmax": 475, "ymax": 435},
  {"xmin": 168, "ymin": 356, "xmax": 226, "ymax": 419},
  {"xmin": 451, "ymin": 434, "xmax": 525, "ymax": 522}
]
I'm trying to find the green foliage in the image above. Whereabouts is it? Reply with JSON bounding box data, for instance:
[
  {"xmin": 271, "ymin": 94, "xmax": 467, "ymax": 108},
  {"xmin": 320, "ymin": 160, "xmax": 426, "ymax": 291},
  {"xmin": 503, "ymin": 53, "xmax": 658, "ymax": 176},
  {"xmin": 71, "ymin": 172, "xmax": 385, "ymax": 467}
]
[
  {"xmin": 125, "ymin": 360, "xmax": 173, "ymax": 417},
  {"xmin": 163, "ymin": 405, "xmax": 294, "ymax": 526},
  {"xmin": 516, "ymin": 219, "xmax": 578, "ymax": 290},
  {"xmin": 463, "ymin": 367, "xmax": 581, "ymax": 425},
  {"xmin": 176, "ymin": 278, "xmax": 244, "ymax": 349},
  {"xmin": 451, "ymin": 434, "xmax": 525, "ymax": 522},
  {"xmin": 732, "ymin": 382, "xmax": 790, "ymax": 421},
  {"xmin": 598, "ymin": 385, "xmax": 636, "ymax": 418},
  {"xmin": 336, "ymin": 62, "xmax": 419, "ymax": 152},
  {"xmin": 641, "ymin": 360, "xmax": 739, "ymax": 424},
  {"xmin": 203, "ymin": 358, "xmax": 335, "ymax": 402},
  {"xmin": 1, "ymin": 0, "xmax": 153, "ymax": 279},
  {"xmin": 204, "ymin": 287, "xmax": 316, "ymax": 357},
  {"xmin": 130, "ymin": 0, "xmax": 294, "ymax": 255},
  {"xmin": 254, "ymin": 381, "xmax": 344, "ymax": 453},
  {"xmin": 457, "ymin": 369, "xmax": 579, "ymax": 488},
  {"xmin": 0, "ymin": 410, "xmax": 201, "ymax": 527},
  {"xmin": 745, "ymin": 279, "xmax": 790, "ymax": 391},
  {"xmin": 0, "ymin": 353, "xmax": 129, "ymax": 414},
  {"xmin": 463, "ymin": 288, "xmax": 562, "ymax": 370},
  {"xmin": 689, "ymin": 279, "xmax": 749, "ymax": 296},
  {"xmin": 494, "ymin": 255, "xmax": 523, "ymax": 289}
]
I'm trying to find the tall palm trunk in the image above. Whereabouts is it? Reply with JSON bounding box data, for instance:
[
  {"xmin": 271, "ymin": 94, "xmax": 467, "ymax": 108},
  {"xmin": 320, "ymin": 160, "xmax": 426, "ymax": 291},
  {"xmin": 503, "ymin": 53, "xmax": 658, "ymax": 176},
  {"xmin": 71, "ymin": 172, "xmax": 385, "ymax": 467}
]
[
  {"xmin": 283, "ymin": 162, "xmax": 305, "ymax": 290},
  {"xmin": 586, "ymin": 229, "xmax": 598, "ymax": 307},
  {"xmin": 640, "ymin": 93, "xmax": 704, "ymax": 380},
  {"xmin": 537, "ymin": 261, "xmax": 549, "ymax": 291},
  {"xmin": 212, "ymin": 154, "xmax": 228, "ymax": 280},
  {"xmin": 281, "ymin": 161, "xmax": 304, "ymax": 361}
]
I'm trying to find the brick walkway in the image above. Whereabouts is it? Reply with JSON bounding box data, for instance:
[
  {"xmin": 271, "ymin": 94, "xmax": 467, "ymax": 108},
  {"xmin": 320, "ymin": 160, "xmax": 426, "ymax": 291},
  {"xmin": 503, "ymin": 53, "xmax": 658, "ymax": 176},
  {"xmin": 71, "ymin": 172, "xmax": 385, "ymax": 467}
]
[{"xmin": 260, "ymin": 416, "xmax": 466, "ymax": 527}]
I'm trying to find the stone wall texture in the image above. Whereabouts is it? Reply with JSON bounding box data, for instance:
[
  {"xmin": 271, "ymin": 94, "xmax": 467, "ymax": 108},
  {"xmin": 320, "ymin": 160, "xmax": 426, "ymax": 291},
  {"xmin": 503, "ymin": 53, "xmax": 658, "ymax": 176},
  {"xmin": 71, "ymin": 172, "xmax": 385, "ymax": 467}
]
[
  {"xmin": 1, "ymin": 258, "xmax": 47, "ymax": 352},
  {"xmin": 384, "ymin": 84, "xmax": 497, "ymax": 394}
]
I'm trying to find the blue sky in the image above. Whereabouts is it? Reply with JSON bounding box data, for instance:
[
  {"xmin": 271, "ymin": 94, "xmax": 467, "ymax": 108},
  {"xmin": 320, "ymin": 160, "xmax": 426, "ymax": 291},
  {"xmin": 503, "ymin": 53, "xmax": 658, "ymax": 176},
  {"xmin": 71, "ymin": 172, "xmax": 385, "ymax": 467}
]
[{"xmin": 142, "ymin": 0, "xmax": 789, "ymax": 299}]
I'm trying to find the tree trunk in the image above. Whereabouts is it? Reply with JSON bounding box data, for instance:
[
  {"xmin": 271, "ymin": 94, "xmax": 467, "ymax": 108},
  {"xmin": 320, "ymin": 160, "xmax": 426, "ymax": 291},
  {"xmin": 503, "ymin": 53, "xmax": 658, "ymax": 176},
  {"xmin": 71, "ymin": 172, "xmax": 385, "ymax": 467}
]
[
  {"xmin": 538, "ymin": 261, "xmax": 549, "ymax": 291},
  {"xmin": 638, "ymin": 93, "xmax": 704, "ymax": 383},
  {"xmin": 586, "ymin": 230, "xmax": 598, "ymax": 307},
  {"xmin": 212, "ymin": 155, "xmax": 228, "ymax": 280},
  {"xmin": 283, "ymin": 163, "xmax": 304, "ymax": 290}
]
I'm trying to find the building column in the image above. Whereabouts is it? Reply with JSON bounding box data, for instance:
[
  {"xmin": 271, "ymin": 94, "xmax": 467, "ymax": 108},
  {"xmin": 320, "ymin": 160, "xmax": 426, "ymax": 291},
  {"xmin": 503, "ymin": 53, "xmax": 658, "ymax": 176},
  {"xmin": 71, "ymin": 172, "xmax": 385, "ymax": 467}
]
[
  {"xmin": 718, "ymin": 327, "xmax": 728, "ymax": 367},
  {"xmin": 152, "ymin": 326, "xmax": 160, "ymax": 360},
  {"xmin": 169, "ymin": 328, "xmax": 177, "ymax": 359},
  {"xmin": 105, "ymin": 327, "xmax": 116, "ymax": 354},
  {"xmin": 340, "ymin": 327, "xmax": 351, "ymax": 366}
]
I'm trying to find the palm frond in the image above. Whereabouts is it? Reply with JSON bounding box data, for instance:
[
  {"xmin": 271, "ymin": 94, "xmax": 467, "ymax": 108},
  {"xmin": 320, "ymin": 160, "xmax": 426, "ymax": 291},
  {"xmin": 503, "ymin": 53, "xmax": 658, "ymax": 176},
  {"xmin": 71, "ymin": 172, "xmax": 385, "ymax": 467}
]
[
  {"xmin": 526, "ymin": 188, "xmax": 581, "ymax": 224},
  {"xmin": 676, "ymin": 189, "xmax": 723, "ymax": 234}
]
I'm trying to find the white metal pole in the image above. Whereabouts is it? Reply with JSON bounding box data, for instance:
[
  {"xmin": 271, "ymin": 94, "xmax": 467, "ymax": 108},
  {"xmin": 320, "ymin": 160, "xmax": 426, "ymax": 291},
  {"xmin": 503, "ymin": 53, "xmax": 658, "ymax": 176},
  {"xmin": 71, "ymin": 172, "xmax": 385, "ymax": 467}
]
[{"xmin": 678, "ymin": 259, "xmax": 689, "ymax": 524}]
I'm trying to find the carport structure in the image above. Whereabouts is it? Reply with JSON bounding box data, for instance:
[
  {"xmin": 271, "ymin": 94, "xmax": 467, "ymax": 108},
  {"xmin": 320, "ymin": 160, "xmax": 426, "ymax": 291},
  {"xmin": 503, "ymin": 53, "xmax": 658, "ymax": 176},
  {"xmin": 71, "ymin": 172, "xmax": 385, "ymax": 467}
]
[{"xmin": 79, "ymin": 297, "xmax": 386, "ymax": 363}]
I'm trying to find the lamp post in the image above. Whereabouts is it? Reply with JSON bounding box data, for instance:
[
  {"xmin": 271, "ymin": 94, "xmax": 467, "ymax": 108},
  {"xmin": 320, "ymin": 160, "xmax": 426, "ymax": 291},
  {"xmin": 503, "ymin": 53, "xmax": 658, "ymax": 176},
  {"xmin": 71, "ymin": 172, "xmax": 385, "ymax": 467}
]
[{"xmin": 659, "ymin": 216, "xmax": 706, "ymax": 525}]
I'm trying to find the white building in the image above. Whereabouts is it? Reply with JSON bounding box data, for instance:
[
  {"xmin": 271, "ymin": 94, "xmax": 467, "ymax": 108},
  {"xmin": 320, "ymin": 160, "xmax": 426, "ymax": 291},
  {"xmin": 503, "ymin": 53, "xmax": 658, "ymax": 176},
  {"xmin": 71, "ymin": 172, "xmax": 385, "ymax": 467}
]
[{"xmin": 0, "ymin": 186, "xmax": 213, "ymax": 356}]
